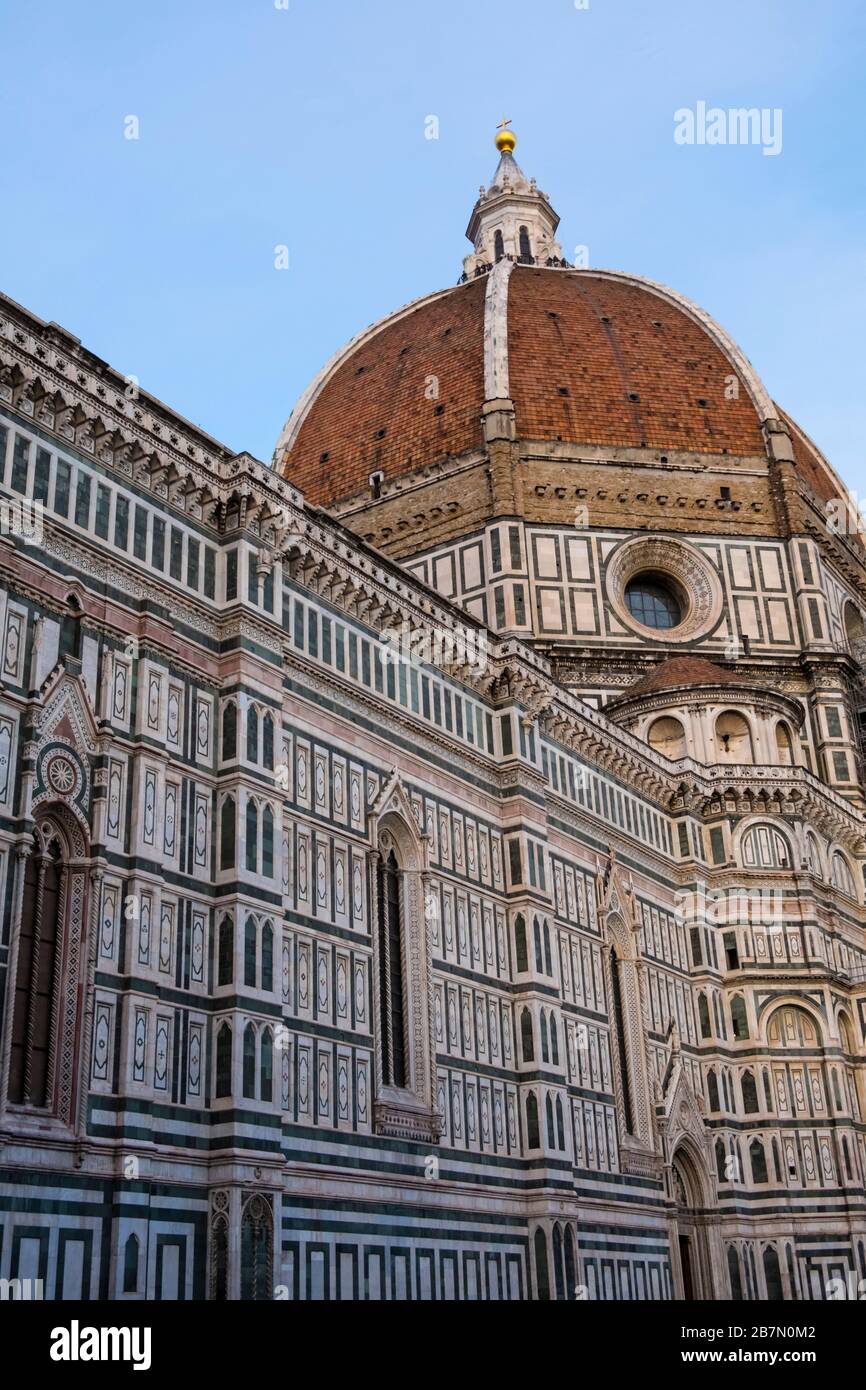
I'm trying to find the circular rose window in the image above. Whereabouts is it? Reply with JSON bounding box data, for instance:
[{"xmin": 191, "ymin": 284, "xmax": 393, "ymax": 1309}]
[{"xmin": 606, "ymin": 536, "xmax": 722, "ymax": 642}]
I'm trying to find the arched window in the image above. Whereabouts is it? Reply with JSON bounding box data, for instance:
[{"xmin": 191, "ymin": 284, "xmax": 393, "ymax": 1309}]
[
  {"xmin": 244, "ymin": 918, "xmax": 257, "ymax": 988},
  {"xmin": 514, "ymin": 914, "xmax": 528, "ymax": 972},
  {"xmin": 727, "ymin": 1245, "xmax": 743, "ymax": 1300},
  {"xmin": 377, "ymin": 849, "xmax": 407, "ymax": 1088},
  {"xmin": 220, "ymin": 797, "xmax": 236, "ymax": 870},
  {"xmin": 715, "ymin": 1138, "xmax": 727, "ymax": 1182},
  {"xmin": 526, "ymin": 1092, "xmax": 540, "ymax": 1148},
  {"xmin": 123, "ymin": 1234, "xmax": 140, "ymax": 1294},
  {"xmin": 521, "ymin": 1008, "xmax": 534, "ymax": 1062},
  {"xmin": 218, "ymin": 915, "xmax": 233, "ymax": 986},
  {"xmin": 763, "ymin": 1246, "xmax": 783, "ymax": 1300},
  {"xmin": 533, "ymin": 918, "xmax": 543, "ymax": 972},
  {"xmin": 750, "ymin": 1138, "xmax": 768, "ymax": 1184},
  {"xmin": 261, "ymin": 805, "xmax": 274, "ymax": 879},
  {"xmin": 59, "ymin": 595, "xmax": 82, "ymax": 661},
  {"xmin": 741, "ymin": 1070, "xmax": 758, "ymax": 1113},
  {"xmin": 260, "ymin": 1028, "xmax": 273, "ymax": 1103},
  {"xmin": 552, "ymin": 1224, "xmax": 564, "ymax": 1299},
  {"xmin": 698, "ymin": 993, "xmax": 711, "ymax": 1040},
  {"xmin": 741, "ymin": 824, "xmax": 791, "ymax": 869},
  {"xmin": 245, "ymin": 800, "xmax": 258, "ymax": 873},
  {"xmin": 805, "ymin": 832, "xmax": 823, "ymax": 879},
  {"xmin": 494, "ymin": 229, "xmax": 504, "ymax": 262},
  {"xmin": 243, "ymin": 1023, "xmax": 257, "ymax": 1099},
  {"xmin": 564, "ymin": 1227, "xmax": 577, "ymax": 1300},
  {"xmin": 543, "ymin": 921, "xmax": 552, "ymax": 975},
  {"xmin": 772, "ymin": 1138, "xmax": 783, "ymax": 1183},
  {"xmin": 215, "ymin": 1023, "xmax": 232, "ymax": 1098},
  {"xmin": 262, "ymin": 713, "xmax": 274, "ymax": 770},
  {"xmin": 261, "ymin": 923, "xmax": 273, "ymax": 993},
  {"xmin": 10, "ymin": 835, "xmax": 63, "ymax": 1107},
  {"xmin": 730, "ymin": 994, "xmax": 748, "ymax": 1040},
  {"xmin": 775, "ymin": 721, "xmax": 793, "ymax": 765},
  {"xmin": 240, "ymin": 1196, "xmax": 273, "ymax": 1301},
  {"xmin": 545, "ymin": 1093, "xmax": 555, "ymax": 1147},
  {"xmin": 540, "ymin": 1011, "xmax": 550, "ymax": 1064},
  {"xmin": 246, "ymin": 705, "xmax": 259, "ymax": 762},
  {"xmin": 715, "ymin": 711, "xmax": 753, "ymax": 761},
  {"xmin": 707, "ymin": 1069, "xmax": 720, "ymax": 1112},
  {"xmin": 550, "ymin": 1015, "xmax": 559, "ymax": 1066},
  {"xmin": 831, "ymin": 851, "xmax": 856, "ymax": 898},
  {"xmin": 648, "ymin": 716, "xmax": 686, "ymax": 759},
  {"xmin": 555, "ymin": 1095, "xmax": 565, "ymax": 1149},
  {"xmin": 518, "ymin": 225, "xmax": 532, "ymax": 262},
  {"xmin": 533, "ymin": 1227, "xmax": 550, "ymax": 1300},
  {"xmin": 221, "ymin": 702, "xmax": 237, "ymax": 761},
  {"xmin": 610, "ymin": 947, "xmax": 634, "ymax": 1134}
]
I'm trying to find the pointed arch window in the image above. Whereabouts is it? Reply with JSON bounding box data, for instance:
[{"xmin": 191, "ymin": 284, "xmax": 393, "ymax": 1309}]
[
  {"xmin": 215, "ymin": 1023, "xmax": 232, "ymax": 1098},
  {"xmin": 533, "ymin": 1227, "xmax": 550, "ymax": 1300},
  {"xmin": 727, "ymin": 1245, "xmax": 743, "ymax": 1300},
  {"xmin": 698, "ymin": 993, "xmax": 712, "ymax": 1039},
  {"xmin": 533, "ymin": 918, "xmax": 543, "ymax": 972},
  {"xmin": 518, "ymin": 225, "xmax": 532, "ymax": 262},
  {"xmin": 545, "ymin": 1092, "xmax": 555, "ymax": 1147},
  {"xmin": 211, "ymin": 1216, "xmax": 229, "ymax": 1300},
  {"xmin": 220, "ymin": 797, "xmax": 236, "ymax": 870},
  {"xmin": 750, "ymin": 1137, "xmax": 768, "ymax": 1184},
  {"xmin": 610, "ymin": 946, "xmax": 634, "ymax": 1134},
  {"xmin": 377, "ymin": 849, "xmax": 407, "ymax": 1088},
  {"xmin": 763, "ymin": 1246, "xmax": 783, "ymax": 1299},
  {"xmin": 741, "ymin": 1069, "xmax": 759, "ymax": 1114},
  {"xmin": 550, "ymin": 1016, "xmax": 559, "ymax": 1066},
  {"xmin": 540, "ymin": 1011, "xmax": 550, "ymax": 1063},
  {"xmin": 555, "ymin": 1095, "xmax": 565, "ymax": 1149},
  {"xmin": 218, "ymin": 915, "xmax": 233, "ymax": 986},
  {"xmin": 262, "ymin": 805, "xmax": 274, "ymax": 879},
  {"xmin": 543, "ymin": 921, "xmax": 553, "ymax": 975},
  {"xmin": 240, "ymin": 1197, "xmax": 273, "ymax": 1301},
  {"xmin": 221, "ymin": 702, "xmax": 237, "ymax": 761},
  {"xmin": 260, "ymin": 1028, "xmax": 273, "ymax": 1103},
  {"xmin": 521, "ymin": 1007, "xmax": 534, "ymax": 1063},
  {"xmin": 244, "ymin": 918, "xmax": 257, "ymax": 988},
  {"xmin": 262, "ymin": 713, "xmax": 274, "ymax": 770},
  {"xmin": 494, "ymin": 229, "xmax": 505, "ymax": 262},
  {"xmin": 243, "ymin": 1023, "xmax": 257, "ymax": 1098},
  {"xmin": 730, "ymin": 994, "xmax": 748, "ymax": 1040},
  {"xmin": 123, "ymin": 1234, "xmax": 140, "ymax": 1294},
  {"xmin": 514, "ymin": 914, "xmax": 528, "ymax": 972},
  {"xmin": 245, "ymin": 800, "xmax": 259, "ymax": 873},
  {"xmin": 246, "ymin": 706, "xmax": 259, "ymax": 762},
  {"xmin": 10, "ymin": 833, "xmax": 66, "ymax": 1109},
  {"xmin": 526, "ymin": 1091, "xmax": 540, "ymax": 1148},
  {"xmin": 261, "ymin": 922, "xmax": 274, "ymax": 993},
  {"xmin": 707, "ymin": 1069, "xmax": 720, "ymax": 1112}
]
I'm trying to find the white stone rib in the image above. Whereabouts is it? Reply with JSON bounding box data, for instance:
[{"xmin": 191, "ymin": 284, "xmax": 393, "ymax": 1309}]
[{"xmin": 483, "ymin": 259, "xmax": 513, "ymax": 401}]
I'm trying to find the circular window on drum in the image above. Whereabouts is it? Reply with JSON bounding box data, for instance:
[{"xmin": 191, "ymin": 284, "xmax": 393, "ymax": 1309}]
[
  {"xmin": 605, "ymin": 536, "xmax": 723, "ymax": 643},
  {"xmin": 625, "ymin": 574, "xmax": 683, "ymax": 630}
]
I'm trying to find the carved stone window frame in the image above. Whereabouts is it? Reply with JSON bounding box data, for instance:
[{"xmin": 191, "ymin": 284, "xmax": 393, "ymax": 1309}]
[{"xmin": 605, "ymin": 534, "xmax": 723, "ymax": 644}]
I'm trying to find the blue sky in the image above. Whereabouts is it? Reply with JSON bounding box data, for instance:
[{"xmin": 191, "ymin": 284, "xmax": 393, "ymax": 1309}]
[{"xmin": 1, "ymin": 0, "xmax": 864, "ymax": 489}]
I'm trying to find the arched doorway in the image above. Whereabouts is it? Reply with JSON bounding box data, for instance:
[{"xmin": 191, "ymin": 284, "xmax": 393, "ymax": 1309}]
[{"xmin": 671, "ymin": 1145, "xmax": 715, "ymax": 1299}]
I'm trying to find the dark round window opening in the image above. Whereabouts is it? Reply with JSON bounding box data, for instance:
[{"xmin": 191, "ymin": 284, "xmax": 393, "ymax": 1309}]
[{"xmin": 625, "ymin": 573, "xmax": 683, "ymax": 629}]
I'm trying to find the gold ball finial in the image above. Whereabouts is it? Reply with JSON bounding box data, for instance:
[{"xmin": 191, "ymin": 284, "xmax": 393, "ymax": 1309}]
[{"xmin": 494, "ymin": 118, "xmax": 516, "ymax": 154}]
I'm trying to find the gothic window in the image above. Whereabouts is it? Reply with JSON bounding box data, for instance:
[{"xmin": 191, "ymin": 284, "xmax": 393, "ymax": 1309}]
[
  {"xmin": 715, "ymin": 1138, "xmax": 727, "ymax": 1182},
  {"xmin": 262, "ymin": 714, "xmax": 274, "ymax": 770},
  {"xmin": 260, "ymin": 1028, "xmax": 273, "ymax": 1103},
  {"xmin": 10, "ymin": 832, "xmax": 66, "ymax": 1109},
  {"xmin": 515, "ymin": 914, "xmax": 528, "ymax": 972},
  {"xmin": 518, "ymin": 225, "xmax": 532, "ymax": 262},
  {"xmin": 240, "ymin": 1197, "xmax": 273, "ymax": 1301},
  {"xmin": 58, "ymin": 596, "xmax": 82, "ymax": 662},
  {"xmin": 553, "ymin": 1224, "xmax": 564, "ymax": 1299},
  {"xmin": 123, "ymin": 1235, "xmax": 140, "ymax": 1294},
  {"xmin": 494, "ymin": 229, "xmax": 504, "ymax": 262},
  {"xmin": 689, "ymin": 927, "xmax": 703, "ymax": 967},
  {"xmin": 526, "ymin": 1092, "xmax": 540, "ymax": 1148},
  {"xmin": 244, "ymin": 918, "xmax": 257, "ymax": 988},
  {"xmin": 262, "ymin": 805, "xmax": 274, "ymax": 878},
  {"xmin": 741, "ymin": 1070, "xmax": 759, "ymax": 1113},
  {"xmin": 727, "ymin": 1246, "xmax": 743, "ymax": 1300},
  {"xmin": 763, "ymin": 1069, "xmax": 773, "ymax": 1111},
  {"xmin": 243, "ymin": 1023, "xmax": 256, "ymax": 1098},
  {"xmin": 707, "ymin": 1069, "xmax": 720, "ymax": 1111},
  {"xmin": 533, "ymin": 917, "xmax": 543, "ymax": 972},
  {"xmin": 221, "ymin": 702, "xmax": 237, "ymax": 761},
  {"xmin": 831, "ymin": 851, "xmax": 856, "ymax": 898},
  {"xmin": 533, "ymin": 1227, "xmax": 550, "ymax": 1300},
  {"xmin": 564, "ymin": 1227, "xmax": 577, "ymax": 1300},
  {"xmin": 543, "ymin": 921, "xmax": 552, "ymax": 975},
  {"xmin": 750, "ymin": 1138, "xmax": 768, "ymax": 1184},
  {"xmin": 377, "ymin": 849, "xmax": 407, "ymax": 1088},
  {"xmin": 545, "ymin": 1093, "xmax": 555, "ymax": 1147},
  {"xmin": 773, "ymin": 1138, "xmax": 783, "ymax": 1183},
  {"xmin": 741, "ymin": 824, "xmax": 791, "ymax": 869},
  {"xmin": 261, "ymin": 922, "xmax": 273, "ymax": 992},
  {"xmin": 215, "ymin": 1024, "xmax": 232, "ymax": 1098},
  {"xmin": 730, "ymin": 995, "xmax": 748, "ymax": 1040},
  {"xmin": 763, "ymin": 1246, "xmax": 783, "ymax": 1300},
  {"xmin": 550, "ymin": 1016, "xmax": 559, "ymax": 1066},
  {"xmin": 218, "ymin": 915, "xmax": 233, "ymax": 986},
  {"xmin": 698, "ymin": 993, "xmax": 711, "ymax": 1039},
  {"xmin": 521, "ymin": 1008, "xmax": 534, "ymax": 1063},
  {"xmin": 247, "ymin": 706, "xmax": 259, "ymax": 762},
  {"xmin": 246, "ymin": 800, "xmax": 258, "ymax": 873},
  {"xmin": 540, "ymin": 1011, "xmax": 549, "ymax": 1063},
  {"xmin": 555, "ymin": 1095, "xmax": 565, "ymax": 1149},
  {"xmin": 610, "ymin": 946, "xmax": 634, "ymax": 1133},
  {"xmin": 220, "ymin": 797, "xmax": 236, "ymax": 870}
]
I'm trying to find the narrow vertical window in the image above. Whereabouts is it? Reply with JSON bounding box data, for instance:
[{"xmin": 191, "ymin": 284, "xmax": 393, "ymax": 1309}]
[
  {"xmin": 246, "ymin": 706, "xmax": 259, "ymax": 762},
  {"xmin": 243, "ymin": 1024, "xmax": 256, "ymax": 1098},
  {"xmin": 519, "ymin": 225, "xmax": 532, "ymax": 261},
  {"xmin": 260, "ymin": 1028, "xmax": 273, "ymax": 1103},
  {"xmin": 245, "ymin": 800, "xmax": 258, "ymax": 873},
  {"xmin": 215, "ymin": 1024, "xmax": 232, "ymax": 1098},
  {"xmin": 222, "ymin": 702, "xmax": 237, "ymax": 761},
  {"xmin": 220, "ymin": 798, "xmax": 236, "ymax": 870},
  {"xmin": 494, "ymin": 229, "xmax": 504, "ymax": 262},
  {"xmin": 610, "ymin": 947, "xmax": 634, "ymax": 1134},
  {"xmin": 123, "ymin": 1235, "xmax": 140, "ymax": 1294},
  {"xmin": 261, "ymin": 806, "xmax": 274, "ymax": 879},
  {"xmin": 261, "ymin": 923, "xmax": 274, "ymax": 992},
  {"xmin": 377, "ymin": 849, "xmax": 407, "ymax": 1087},
  {"xmin": 244, "ymin": 918, "xmax": 257, "ymax": 988},
  {"xmin": 10, "ymin": 838, "xmax": 63, "ymax": 1107},
  {"xmin": 218, "ymin": 916, "xmax": 233, "ymax": 986}
]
